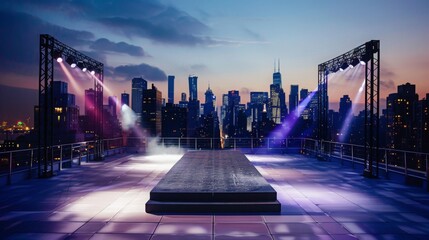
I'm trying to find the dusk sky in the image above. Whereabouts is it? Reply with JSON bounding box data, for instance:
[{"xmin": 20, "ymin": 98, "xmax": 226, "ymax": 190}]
[{"xmin": 0, "ymin": 0, "xmax": 428, "ymax": 126}]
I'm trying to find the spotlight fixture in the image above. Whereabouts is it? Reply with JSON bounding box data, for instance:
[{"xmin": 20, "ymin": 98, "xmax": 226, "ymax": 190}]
[
  {"xmin": 82, "ymin": 67, "xmax": 87, "ymax": 72},
  {"xmin": 350, "ymin": 58, "xmax": 360, "ymax": 68},
  {"xmin": 360, "ymin": 53, "xmax": 371, "ymax": 65},
  {"xmin": 339, "ymin": 62, "xmax": 349, "ymax": 71},
  {"xmin": 65, "ymin": 57, "xmax": 77, "ymax": 68},
  {"xmin": 77, "ymin": 61, "xmax": 84, "ymax": 69},
  {"xmin": 90, "ymin": 69, "xmax": 95, "ymax": 75},
  {"xmin": 53, "ymin": 50, "xmax": 63, "ymax": 63},
  {"xmin": 331, "ymin": 66, "xmax": 339, "ymax": 73}
]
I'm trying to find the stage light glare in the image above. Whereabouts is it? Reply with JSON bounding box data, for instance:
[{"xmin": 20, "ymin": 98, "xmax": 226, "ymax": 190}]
[
  {"xmin": 70, "ymin": 63, "xmax": 77, "ymax": 68},
  {"xmin": 90, "ymin": 70, "xmax": 95, "ymax": 75},
  {"xmin": 360, "ymin": 60, "xmax": 366, "ymax": 65},
  {"xmin": 82, "ymin": 67, "xmax": 87, "ymax": 72},
  {"xmin": 56, "ymin": 57, "xmax": 63, "ymax": 63}
]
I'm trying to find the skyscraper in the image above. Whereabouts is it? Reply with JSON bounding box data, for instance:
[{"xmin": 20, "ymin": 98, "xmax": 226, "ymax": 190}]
[
  {"xmin": 188, "ymin": 75, "xmax": 198, "ymax": 101},
  {"xmin": 41, "ymin": 81, "xmax": 80, "ymax": 144},
  {"xmin": 85, "ymin": 88, "xmax": 96, "ymax": 118},
  {"xmin": 250, "ymin": 92, "xmax": 268, "ymax": 123},
  {"xmin": 300, "ymin": 89, "xmax": 308, "ymax": 102},
  {"xmin": 339, "ymin": 95, "xmax": 352, "ymax": 123},
  {"xmin": 270, "ymin": 60, "xmax": 287, "ymax": 123},
  {"xmin": 289, "ymin": 85, "xmax": 299, "ymax": 115},
  {"xmin": 187, "ymin": 99, "xmax": 200, "ymax": 137},
  {"xmin": 142, "ymin": 84, "xmax": 162, "ymax": 136},
  {"xmin": 83, "ymin": 88, "xmax": 102, "ymax": 140},
  {"xmin": 168, "ymin": 75, "xmax": 175, "ymax": 104},
  {"xmin": 224, "ymin": 90, "xmax": 241, "ymax": 137},
  {"xmin": 121, "ymin": 92, "xmax": 129, "ymax": 107},
  {"xmin": 131, "ymin": 77, "xmax": 147, "ymax": 125},
  {"xmin": 273, "ymin": 60, "xmax": 282, "ymax": 86},
  {"xmin": 162, "ymin": 103, "xmax": 187, "ymax": 138},
  {"xmin": 270, "ymin": 84, "xmax": 281, "ymax": 124},
  {"xmin": 108, "ymin": 96, "xmax": 117, "ymax": 117},
  {"xmin": 204, "ymin": 85, "xmax": 215, "ymax": 116},
  {"xmin": 179, "ymin": 92, "xmax": 188, "ymax": 108},
  {"xmin": 386, "ymin": 83, "xmax": 419, "ymax": 152}
]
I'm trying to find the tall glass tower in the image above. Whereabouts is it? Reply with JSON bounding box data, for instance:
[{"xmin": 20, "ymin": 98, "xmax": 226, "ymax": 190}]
[
  {"xmin": 168, "ymin": 75, "xmax": 175, "ymax": 104},
  {"xmin": 131, "ymin": 77, "xmax": 147, "ymax": 125},
  {"xmin": 188, "ymin": 75, "xmax": 198, "ymax": 101}
]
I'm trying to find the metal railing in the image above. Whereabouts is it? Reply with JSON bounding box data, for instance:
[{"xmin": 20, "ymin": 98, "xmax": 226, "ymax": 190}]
[
  {"xmin": 1, "ymin": 137, "xmax": 428, "ymax": 187},
  {"xmin": 0, "ymin": 137, "xmax": 124, "ymax": 184},
  {"xmin": 303, "ymin": 139, "xmax": 429, "ymax": 183}
]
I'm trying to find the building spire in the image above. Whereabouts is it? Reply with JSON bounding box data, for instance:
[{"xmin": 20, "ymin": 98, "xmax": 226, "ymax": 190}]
[
  {"xmin": 278, "ymin": 59, "xmax": 280, "ymax": 72},
  {"xmin": 274, "ymin": 59, "xmax": 276, "ymax": 72}
]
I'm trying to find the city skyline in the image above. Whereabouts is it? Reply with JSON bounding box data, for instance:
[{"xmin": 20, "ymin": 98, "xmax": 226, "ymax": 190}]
[{"xmin": 1, "ymin": 0, "xmax": 429, "ymax": 125}]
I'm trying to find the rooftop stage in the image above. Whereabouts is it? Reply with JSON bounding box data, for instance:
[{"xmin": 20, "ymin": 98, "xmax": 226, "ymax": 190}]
[{"xmin": 146, "ymin": 150, "xmax": 280, "ymax": 213}]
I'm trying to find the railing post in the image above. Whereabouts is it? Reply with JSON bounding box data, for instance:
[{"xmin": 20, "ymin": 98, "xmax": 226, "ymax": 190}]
[
  {"xmin": 85, "ymin": 143, "xmax": 89, "ymax": 163},
  {"xmin": 195, "ymin": 138, "xmax": 197, "ymax": 150},
  {"xmin": 404, "ymin": 152, "xmax": 407, "ymax": 177},
  {"xmin": 384, "ymin": 149, "xmax": 388, "ymax": 177},
  {"xmin": 8, "ymin": 152, "xmax": 12, "ymax": 185},
  {"xmin": 178, "ymin": 138, "xmax": 181, "ymax": 149},
  {"xmin": 351, "ymin": 145, "xmax": 354, "ymax": 168},
  {"xmin": 234, "ymin": 138, "xmax": 236, "ymax": 150},
  {"xmin": 71, "ymin": 145, "xmax": 73, "ymax": 164},
  {"xmin": 29, "ymin": 149, "xmax": 34, "ymax": 178},
  {"xmin": 251, "ymin": 138, "xmax": 254, "ymax": 151},
  {"xmin": 211, "ymin": 138, "xmax": 213, "ymax": 149},
  {"xmin": 425, "ymin": 154, "xmax": 429, "ymax": 191},
  {"xmin": 267, "ymin": 138, "xmax": 270, "ymax": 150},
  {"xmin": 59, "ymin": 145, "xmax": 63, "ymax": 171},
  {"xmin": 79, "ymin": 146, "xmax": 82, "ymax": 165}
]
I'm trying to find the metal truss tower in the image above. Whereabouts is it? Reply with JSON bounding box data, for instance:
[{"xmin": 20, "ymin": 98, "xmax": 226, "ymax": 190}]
[
  {"xmin": 317, "ymin": 40, "xmax": 380, "ymax": 177},
  {"xmin": 38, "ymin": 34, "xmax": 104, "ymax": 177}
]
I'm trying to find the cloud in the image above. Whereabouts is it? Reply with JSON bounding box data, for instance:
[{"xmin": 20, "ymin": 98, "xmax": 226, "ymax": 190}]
[
  {"xmin": 0, "ymin": 10, "xmax": 94, "ymax": 77},
  {"xmin": 90, "ymin": 38, "xmax": 146, "ymax": 57},
  {"xmin": 381, "ymin": 79, "xmax": 395, "ymax": 90},
  {"xmin": 92, "ymin": 2, "xmax": 214, "ymax": 46},
  {"xmin": 98, "ymin": 16, "xmax": 213, "ymax": 46},
  {"xmin": 114, "ymin": 63, "xmax": 167, "ymax": 82},
  {"xmin": 381, "ymin": 68, "xmax": 396, "ymax": 78},
  {"xmin": 243, "ymin": 27, "xmax": 264, "ymax": 41},
  {"xmin": 190, "ymin": 64, "xmax": 207, "ymax": 71},
  {"xmin": 5, "ymin": 0, "xmax": 214, "ymax": 46}
]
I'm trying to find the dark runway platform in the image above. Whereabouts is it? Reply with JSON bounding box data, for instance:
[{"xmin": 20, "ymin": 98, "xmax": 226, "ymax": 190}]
[{"xmin": 146, "ymin": 150, "xmax": 281, "ymax": 213}]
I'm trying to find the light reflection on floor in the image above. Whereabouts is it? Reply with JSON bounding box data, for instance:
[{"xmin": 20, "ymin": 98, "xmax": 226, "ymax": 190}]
[{"xmin": 1, "ymin": 152, "xmax": 429, "ymax": 240}]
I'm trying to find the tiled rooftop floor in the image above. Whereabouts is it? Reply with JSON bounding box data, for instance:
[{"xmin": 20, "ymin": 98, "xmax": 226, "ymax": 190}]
[{"xmin": 1, "ymin": 152, "xmax": 429, "ymax": 239}]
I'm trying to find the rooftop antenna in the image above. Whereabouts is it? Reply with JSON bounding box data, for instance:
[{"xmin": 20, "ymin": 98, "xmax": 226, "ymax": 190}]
[
  {"xmin": 278, "ymin": 59, "xmax": 280, "ymax": 72},
  {"xmin": 274, "ymin": 59, "xmax": 276, "ymax": 72}
]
